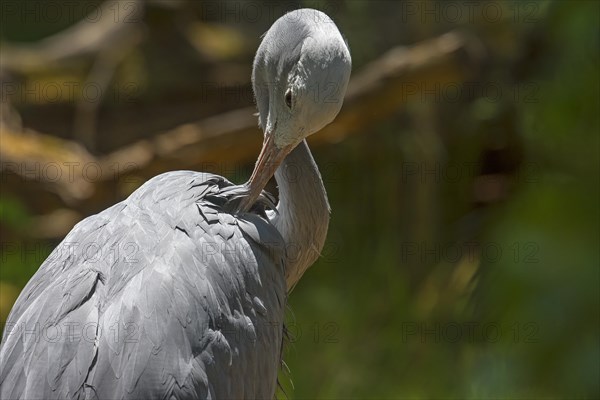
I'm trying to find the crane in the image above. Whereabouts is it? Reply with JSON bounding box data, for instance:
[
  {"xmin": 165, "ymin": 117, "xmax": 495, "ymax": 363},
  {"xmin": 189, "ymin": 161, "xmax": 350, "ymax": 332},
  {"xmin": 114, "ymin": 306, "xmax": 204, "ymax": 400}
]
[{"xmin": 0, "ymin": 8, "xmax": 351, "ymax": 399}]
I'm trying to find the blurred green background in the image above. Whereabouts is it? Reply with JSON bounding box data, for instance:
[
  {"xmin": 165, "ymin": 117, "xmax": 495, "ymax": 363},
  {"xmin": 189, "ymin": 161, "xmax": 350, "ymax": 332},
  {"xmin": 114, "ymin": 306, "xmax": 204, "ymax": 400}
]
[{"xmin": 1, "ymin": 0, "xmax": 598, "ymax": 398}]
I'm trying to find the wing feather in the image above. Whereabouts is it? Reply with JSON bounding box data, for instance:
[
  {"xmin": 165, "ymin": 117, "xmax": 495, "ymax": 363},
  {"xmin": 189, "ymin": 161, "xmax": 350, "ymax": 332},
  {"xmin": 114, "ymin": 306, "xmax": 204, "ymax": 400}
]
[{"xmin": 1, "ymin": 171, "xmax": 286, "ymax": 400}]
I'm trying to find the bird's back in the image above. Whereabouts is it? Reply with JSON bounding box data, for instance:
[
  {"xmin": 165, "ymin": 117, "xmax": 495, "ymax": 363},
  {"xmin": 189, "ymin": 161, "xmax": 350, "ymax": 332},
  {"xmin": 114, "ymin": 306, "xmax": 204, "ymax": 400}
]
[{"xmin": 0, "ymin": 171, "xmax": 287, "ymax": 399}]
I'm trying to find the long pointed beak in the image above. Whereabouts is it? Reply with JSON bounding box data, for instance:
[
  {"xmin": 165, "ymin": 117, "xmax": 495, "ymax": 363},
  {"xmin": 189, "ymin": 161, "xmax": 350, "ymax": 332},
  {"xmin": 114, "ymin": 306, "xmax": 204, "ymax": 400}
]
[{"xmin": 237, "ymin": 134, "xmax": 292, "ymax": 213}]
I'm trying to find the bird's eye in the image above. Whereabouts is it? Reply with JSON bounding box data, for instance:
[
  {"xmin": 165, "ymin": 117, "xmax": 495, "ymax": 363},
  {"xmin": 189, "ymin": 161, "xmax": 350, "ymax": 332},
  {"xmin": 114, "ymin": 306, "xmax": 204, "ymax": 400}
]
[{"xmin": 285, "ymin": 89, "xmax": 293, "ymax": 109}]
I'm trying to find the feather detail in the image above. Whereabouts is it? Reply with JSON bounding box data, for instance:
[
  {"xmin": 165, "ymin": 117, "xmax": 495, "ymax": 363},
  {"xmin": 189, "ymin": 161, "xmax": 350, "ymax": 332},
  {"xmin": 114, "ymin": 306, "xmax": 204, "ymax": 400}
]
[{"xmin": 0, "ymin": 171, "xmax": 286, "ymax": 400}]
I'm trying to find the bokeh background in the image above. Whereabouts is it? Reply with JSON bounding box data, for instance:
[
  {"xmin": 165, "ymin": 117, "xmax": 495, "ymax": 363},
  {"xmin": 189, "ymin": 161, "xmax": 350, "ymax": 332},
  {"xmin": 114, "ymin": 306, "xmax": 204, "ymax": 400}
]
[{"xmin": 1, "ymin": 0, "xmax": 598, "ymax": 398}]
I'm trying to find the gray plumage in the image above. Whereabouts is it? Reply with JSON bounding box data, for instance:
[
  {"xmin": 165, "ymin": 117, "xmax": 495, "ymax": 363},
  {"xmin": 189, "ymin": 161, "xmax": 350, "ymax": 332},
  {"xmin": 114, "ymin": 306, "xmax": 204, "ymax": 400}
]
[
  {"xmin": 0, "ymin": 8, "xmax": 351, "ymax": 400},
  {"xmin": 1, "ymin": 172, "xmax": 286, "ymax": 399}
]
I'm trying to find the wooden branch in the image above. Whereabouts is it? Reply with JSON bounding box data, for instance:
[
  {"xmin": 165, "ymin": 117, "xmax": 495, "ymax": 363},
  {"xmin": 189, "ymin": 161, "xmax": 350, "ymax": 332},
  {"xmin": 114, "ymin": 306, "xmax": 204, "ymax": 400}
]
[
  {"xmin": 0, "ymin": 31, "xmax": 483, "ymax": 234},
  {"xmin": 0, "ymin": 0, "xmax": 145, "ymax": 72}
]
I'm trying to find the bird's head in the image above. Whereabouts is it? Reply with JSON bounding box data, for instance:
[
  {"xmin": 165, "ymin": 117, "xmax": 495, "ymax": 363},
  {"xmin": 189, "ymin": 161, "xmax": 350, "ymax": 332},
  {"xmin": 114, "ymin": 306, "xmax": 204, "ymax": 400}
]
[
  {"xmin": 253, "ymin": 8, "xmax": 352, "ymax": 146},
  {"xmin": 240, "ymin": 9, "xmax": 351, "ymax": 212}
]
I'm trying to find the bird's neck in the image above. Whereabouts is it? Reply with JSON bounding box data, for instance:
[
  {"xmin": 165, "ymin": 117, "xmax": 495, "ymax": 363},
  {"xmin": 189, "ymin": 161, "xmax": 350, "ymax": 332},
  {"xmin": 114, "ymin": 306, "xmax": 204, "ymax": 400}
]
[{"xmin": 271, "ymin": 140, "xmax": 330, "ymax": 292}]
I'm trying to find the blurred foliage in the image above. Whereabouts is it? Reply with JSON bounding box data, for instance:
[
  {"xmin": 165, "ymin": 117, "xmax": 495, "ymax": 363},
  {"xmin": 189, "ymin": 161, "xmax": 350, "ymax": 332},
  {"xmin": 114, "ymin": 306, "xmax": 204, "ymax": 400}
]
[
  {"xmin": 1, "ymin": 0, "xmax": 598, "ymax": 398},
  {"xmin": 283, "ymin": 1, "xmax": 599, "ymax": 398}
]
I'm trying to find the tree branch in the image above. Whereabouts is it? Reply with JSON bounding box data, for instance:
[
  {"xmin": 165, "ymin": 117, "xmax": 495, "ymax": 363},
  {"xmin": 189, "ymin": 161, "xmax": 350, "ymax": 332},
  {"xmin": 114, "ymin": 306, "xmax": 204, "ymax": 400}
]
[{"xmin": 0, "ymin": 31, "xmax": 483, "ymax": 236}]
